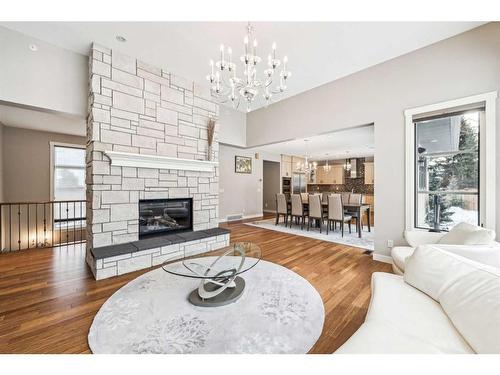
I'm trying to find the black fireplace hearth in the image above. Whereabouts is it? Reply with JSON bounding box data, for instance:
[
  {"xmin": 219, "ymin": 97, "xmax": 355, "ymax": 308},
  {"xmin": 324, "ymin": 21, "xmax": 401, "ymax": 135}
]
[{"xmin": 139, "ymin": 198, "xmax": 193, "ymax": 238}]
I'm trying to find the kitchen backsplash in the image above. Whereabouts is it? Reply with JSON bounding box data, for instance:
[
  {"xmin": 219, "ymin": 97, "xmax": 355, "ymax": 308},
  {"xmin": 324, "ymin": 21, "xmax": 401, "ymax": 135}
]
[{"xmin": 307, "ymin": 158, "xmax": 374, "ymax": 195}]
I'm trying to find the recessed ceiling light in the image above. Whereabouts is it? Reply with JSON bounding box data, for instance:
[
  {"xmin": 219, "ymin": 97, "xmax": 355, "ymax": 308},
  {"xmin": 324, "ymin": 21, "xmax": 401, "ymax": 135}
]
[
  {"xmin": 116, "ymin": 35, "xmax": 127, "ymax": 42},
  {"xmin": 29, "ymin": 44, "xmax": 38, "ymax": 52},
  {"xmin": 430, "ymin": 139, "xmax": 438, "ymax": 143}
]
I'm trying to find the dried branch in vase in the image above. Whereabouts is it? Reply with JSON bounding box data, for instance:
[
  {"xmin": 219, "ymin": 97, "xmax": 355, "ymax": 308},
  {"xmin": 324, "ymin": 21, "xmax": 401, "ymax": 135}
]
[{"xmin": 207, "ymin": 118, "xmax": 216, "ymax": 147}]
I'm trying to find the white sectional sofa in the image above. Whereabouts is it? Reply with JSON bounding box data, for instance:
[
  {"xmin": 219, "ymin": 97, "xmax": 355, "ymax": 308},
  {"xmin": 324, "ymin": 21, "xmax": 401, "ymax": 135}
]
[
  {"xmin": 391, "ymin": 223, "xmax": 500, "ymax": 275},
  {"xmin": 336, "ymin": 245, "xmax": 500, "ymax": 354}
]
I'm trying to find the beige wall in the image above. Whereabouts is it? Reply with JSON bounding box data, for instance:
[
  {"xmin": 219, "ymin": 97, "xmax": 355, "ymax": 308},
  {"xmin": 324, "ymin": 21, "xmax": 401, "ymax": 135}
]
[
  {"xmin": 263, "ymin": 160, "xmax": 280, "ymax": 212},
  {"xmin": 0, "ymin": 26, "xmax": 87, "ymax": 117},
  {"xmin": 247, "ymin": 23, "xmax": 500, "ymax": 257},
  {"xmin": 0, "ymin": 122, "xmax": 4, "ymax": 201},
  {"xmin": 2, "ymin": 126, "xmax": 85, "ymax": 202},
  {"xmin": 219, "ymin": 144, "xmax": 281, "ymax": 220}
]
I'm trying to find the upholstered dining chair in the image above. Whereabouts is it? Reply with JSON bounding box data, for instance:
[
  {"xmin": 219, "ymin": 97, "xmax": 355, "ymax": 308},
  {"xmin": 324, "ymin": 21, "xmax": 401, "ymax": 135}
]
[
  {"xmin": 349, "ymin": 193, "xmax": 362, "ymax": 205},
  {"xmin": 327, "ymin": 194, "xmax": 352, "ymax": 236},
  {"xmin": 308, "ymin": 194, "xmax": 323, "ymax": 233},
  {"xmin": 290, "ymin": 194, "xmax": 307, "ymax": 229},
  {"xmin": 321, "ymin": 192, "xmax": 330, "ymax": 205},
  {"xmin": 341, "ymin": 192, "xmax": 351, "ymax": 205},
  {"xmin": 300, "ymin": 192, "xmax": 309, "ymax": 203},
  {"xmin": 346, "ymin": 193, "xmax": 362, "ymax": 234},
  {"xmin": 275, "ymin": 193, "xmax": 289, "ymax": 226}
]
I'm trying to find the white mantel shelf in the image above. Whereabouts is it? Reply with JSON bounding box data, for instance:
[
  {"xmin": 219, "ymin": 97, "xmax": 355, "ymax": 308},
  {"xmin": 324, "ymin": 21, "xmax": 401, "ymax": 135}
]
[{"xmin": 104, "ymin": 151, "xmax": 218, "ymax": 172}]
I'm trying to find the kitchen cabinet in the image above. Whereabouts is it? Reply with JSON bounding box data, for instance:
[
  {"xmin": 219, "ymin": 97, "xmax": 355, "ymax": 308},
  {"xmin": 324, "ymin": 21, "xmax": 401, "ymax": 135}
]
[
  {"xmin": 331, "ymin": 165, "xmax": 344, "ymax": 184},
  {"xmin": 365, "ymin": 162, "xmax": 374, "ymax": 185},
  {"xmin": 281, "ymin": 155, "xmax": 292, "ymax": 177},
  {"xmin": 313, "ymin": 165, "xmax": 344, "ymax": 184},
  {"xmin": 292, "ymin": 156, "xmax": 305, "ymax": 173}
]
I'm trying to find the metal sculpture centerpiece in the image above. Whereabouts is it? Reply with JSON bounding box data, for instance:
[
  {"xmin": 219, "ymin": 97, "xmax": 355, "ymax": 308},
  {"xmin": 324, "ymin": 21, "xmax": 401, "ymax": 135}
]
[
  {"xmin": 206, "ymin": 23, "xmax": 292, "ymax": 112},
  {"xmin": 162, "ymin": 242, "xmax": 261, "ymax": 307}
]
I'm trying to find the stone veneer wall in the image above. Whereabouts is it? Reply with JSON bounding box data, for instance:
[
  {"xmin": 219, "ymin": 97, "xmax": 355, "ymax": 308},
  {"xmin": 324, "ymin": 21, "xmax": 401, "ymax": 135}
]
[{"xmin": 86, "ymin": 43, "xmax": 220, "ymax": 256}]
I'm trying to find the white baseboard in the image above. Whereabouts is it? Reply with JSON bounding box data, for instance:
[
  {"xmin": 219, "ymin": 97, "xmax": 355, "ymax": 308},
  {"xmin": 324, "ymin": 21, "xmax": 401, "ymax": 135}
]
[
  {"xmin": 219, "ymin": 213, "xmax": 263, "ymax": 223},
  {"xmin": 263, "ymin": 209, "xmax": 275, "ymax": 213},
  {"xmin": 372, "ymin": 253, "xmax": 393, "ymax": 264}
]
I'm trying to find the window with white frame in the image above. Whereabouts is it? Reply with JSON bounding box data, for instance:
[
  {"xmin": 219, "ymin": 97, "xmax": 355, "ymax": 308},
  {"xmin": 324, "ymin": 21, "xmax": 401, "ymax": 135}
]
[
  {"xmin": 414, "ymin": 110, "xmax": 481, "ymax": 231},
  {"xmin": 51, "ymin": 144, "xmax": 86, "ymax": 226},
  {"xmin": 405, "ymin": 91, "xmax": 497, "ymax": 232}
]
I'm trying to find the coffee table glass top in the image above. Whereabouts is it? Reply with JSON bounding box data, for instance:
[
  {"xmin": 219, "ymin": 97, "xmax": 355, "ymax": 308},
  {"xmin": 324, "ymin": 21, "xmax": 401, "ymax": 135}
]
[{"xmin": 161, "ymin": 242, "xmax": 262, "ymax": 279}]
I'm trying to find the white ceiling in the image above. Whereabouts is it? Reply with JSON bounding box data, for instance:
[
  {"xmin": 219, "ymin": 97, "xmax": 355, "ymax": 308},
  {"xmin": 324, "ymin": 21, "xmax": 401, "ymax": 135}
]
[
  {"xmin": 258, "ymin": 125, "xmax": 374, "ymax": 161},
  {"xmin": 0, "ymin": 21, "xmax": 484, "ymax": 112},
  {"xmin": 0, "ymin": 103, "xmax": 85, "ymax": 136}
]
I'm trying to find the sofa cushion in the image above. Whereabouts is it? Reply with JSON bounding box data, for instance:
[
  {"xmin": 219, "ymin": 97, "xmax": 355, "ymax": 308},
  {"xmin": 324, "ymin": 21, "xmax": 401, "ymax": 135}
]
[
  {"xmin": 391, "ymin": 246, "xmax": 414, "ymax": 273},
  {"xmin": 335, "ymin": 320, "xmax": 471, "ymax": 354},
  {"xmin": 336, "ymin": 273, "xmax": 473, "ymax": 354},
  {"xmin": 438, "ymin": 222, "xmax": 496, "ymax": 245},
  {"xmin": 366, "ymin": 272, "xmax": 473, "ymax": 353},
  {"xmin": 392, "ymin": 243, "xmax": 500, "ymax": 273},
  {"xmin": 405, "ymin": 230, "xmax": 444, "ymax": 247},
  {"xmin": 404, "ymin": 245, "xmax": 500, "ymax": 353}
]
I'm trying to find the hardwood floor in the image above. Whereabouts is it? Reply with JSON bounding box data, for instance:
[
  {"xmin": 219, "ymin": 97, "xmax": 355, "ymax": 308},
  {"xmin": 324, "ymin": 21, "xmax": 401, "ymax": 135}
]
[{"xmin": 0, "ymin": 215, "xmax": 391, "ymax": 354}]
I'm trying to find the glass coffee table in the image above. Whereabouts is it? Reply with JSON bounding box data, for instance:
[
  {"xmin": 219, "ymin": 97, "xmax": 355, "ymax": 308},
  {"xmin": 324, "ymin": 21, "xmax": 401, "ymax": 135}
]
[{"xmin": 162, "ymin": 242, "xmax": 261, "ymax": 307}]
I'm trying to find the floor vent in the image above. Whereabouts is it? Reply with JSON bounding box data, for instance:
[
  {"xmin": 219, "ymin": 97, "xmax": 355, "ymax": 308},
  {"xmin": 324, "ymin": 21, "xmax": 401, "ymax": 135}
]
[{"xmin": 226, "ymin": 214, "xmax": 243, "ymax": 221}]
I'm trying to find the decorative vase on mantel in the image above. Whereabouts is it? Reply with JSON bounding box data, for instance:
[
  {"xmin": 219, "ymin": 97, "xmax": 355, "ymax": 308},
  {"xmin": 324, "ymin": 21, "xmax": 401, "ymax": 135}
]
[{"xmin": 207, "ymin": 118, "xmax": 216, "ymax": 162}]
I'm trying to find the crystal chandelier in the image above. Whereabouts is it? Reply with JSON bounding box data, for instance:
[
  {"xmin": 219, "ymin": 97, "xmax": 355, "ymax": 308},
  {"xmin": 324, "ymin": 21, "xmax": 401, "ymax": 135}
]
[
  {"xmin": 206, "ymin": 22, "xmax": 291, "ymax": 112},
  {"xmin": 298, "ymin": 140, "xmax": 317, "ymax": 175},
  {"xmin": 323, "ymin": 154, "xmax": 332, "ymax": 172}
]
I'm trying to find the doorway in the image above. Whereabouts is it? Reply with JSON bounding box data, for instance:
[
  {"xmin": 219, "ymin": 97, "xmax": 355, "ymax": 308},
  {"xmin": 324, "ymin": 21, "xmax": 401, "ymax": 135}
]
[{"xmin": 263, "ymin": 160, "xmax": 281, "ymax": 213}]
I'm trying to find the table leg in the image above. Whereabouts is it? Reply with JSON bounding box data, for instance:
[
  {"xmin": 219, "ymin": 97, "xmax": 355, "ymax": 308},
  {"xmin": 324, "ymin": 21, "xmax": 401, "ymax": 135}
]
[
  {"xmin": 367, "ymin": 207, "xmax": 371, "ymax": 232},
  {"xmin": 358, "ymin": 207, "xmax": 362, "ymax": 238}
]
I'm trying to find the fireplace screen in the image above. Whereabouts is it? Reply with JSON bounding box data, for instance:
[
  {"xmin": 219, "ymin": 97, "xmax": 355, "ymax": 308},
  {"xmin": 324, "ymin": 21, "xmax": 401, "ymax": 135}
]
[{"xmin": 139, "ymin": 198, "xmax": 193, "ymax": 237}]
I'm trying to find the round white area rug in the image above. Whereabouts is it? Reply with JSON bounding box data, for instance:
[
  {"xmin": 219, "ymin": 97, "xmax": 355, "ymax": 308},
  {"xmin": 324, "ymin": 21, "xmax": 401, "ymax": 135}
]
[{"xmin": 88, "ymin": 258, "xmax": 325, "ymax": 354}]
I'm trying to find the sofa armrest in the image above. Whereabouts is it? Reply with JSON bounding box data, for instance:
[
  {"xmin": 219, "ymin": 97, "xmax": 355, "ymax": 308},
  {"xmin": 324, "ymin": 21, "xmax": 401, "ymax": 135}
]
[{"xmin": 404, "ymin": 230, "xmax": 445, "ymax": 247}]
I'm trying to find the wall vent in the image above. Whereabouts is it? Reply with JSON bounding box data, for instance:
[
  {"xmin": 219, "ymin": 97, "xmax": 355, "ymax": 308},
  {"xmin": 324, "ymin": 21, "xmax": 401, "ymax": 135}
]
[{"xmin": 226, "ymin": 214, "xmax": 243, "ymax": 221}]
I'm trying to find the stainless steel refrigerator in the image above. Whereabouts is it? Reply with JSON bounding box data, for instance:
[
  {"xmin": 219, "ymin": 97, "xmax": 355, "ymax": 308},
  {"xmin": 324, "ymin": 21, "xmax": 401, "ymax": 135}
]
[{"xmin": 292, "ymin": 173, "xmax": 307, "ymax": 194}]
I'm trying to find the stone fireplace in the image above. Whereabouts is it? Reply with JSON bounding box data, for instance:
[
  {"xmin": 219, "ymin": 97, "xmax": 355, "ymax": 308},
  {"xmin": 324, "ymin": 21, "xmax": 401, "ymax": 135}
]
[{"xmin": 85, "ymin": 43, "xmax": 229, "ymax": 280}]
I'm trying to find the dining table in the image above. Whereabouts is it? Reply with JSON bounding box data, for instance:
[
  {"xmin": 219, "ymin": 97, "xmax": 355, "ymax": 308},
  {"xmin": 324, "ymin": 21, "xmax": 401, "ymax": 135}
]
[{"xmin": 286, "ymin": 199, "xmax": 371, "ymax": 238}]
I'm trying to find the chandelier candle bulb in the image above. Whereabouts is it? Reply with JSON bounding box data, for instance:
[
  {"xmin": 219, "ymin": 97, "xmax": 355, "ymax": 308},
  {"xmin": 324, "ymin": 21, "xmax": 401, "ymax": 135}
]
[
  {"xmin": 253, "ymin": 39, "xmax": 257, "ymax": 57},
  {"xmin": 272, "ymin": 42, "xmax": 276, "ymax": 59},
  {"xmin": 220, "ymin": 44, "xmax": 225, "ymax": 67}
]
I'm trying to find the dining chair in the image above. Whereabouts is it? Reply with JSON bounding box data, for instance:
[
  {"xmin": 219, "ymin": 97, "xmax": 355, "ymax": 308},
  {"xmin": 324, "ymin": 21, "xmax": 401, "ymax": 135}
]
[
  {"xmin": 275, "ymin": 194, "xmax": 289, "ymax": 226},
  {"xmin": 349, "ymin": 193, "xmax": 362, "ymax": 204},
  {"xmin": 290, "ymin": 194, "xmax": 307, "ymax": 230},
  {"xmin": 341, "ymin": 192, "xmax": 351, "ymax": 205},
  {"xmin": 327, "ymin": 194, "xmax": 352, "ymax": 237},
  {"xmin": 321, "ymin": 192, "xmax": 329, "ymax": 205},
  {"xmin": 307, "ymin": 194, "xmax": 323, "ymax": 233},
  {"xmin": 346, "ymin": 193, "xmax": 362, "ymax": 234},
  {"xmin": 300, "ymin": 192, "xmax": 309, "ymax": 204}
]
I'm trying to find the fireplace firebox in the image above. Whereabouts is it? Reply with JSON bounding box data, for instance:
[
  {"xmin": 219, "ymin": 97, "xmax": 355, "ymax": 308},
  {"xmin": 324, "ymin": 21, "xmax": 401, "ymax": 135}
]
[{"xmin": 139, "ymin": 198, "xmax": 193, "ymax": 238}]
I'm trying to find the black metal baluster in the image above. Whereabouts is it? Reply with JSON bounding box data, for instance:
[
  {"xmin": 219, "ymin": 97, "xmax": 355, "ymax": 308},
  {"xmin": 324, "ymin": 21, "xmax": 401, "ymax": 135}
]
[
  {"xmin": 79, "ymin": 202, "xmax": 83, "ymax": 247},
  {"xmin": 17, "ymin": 204, "xmax": 21, "ymax": 250},
  {"xmin": 27, "ymin": 204, "xmax": 30, "ymax": 249},
  {"xmin": 9, "ymin": 204, "xmax": 12, "ymax": 252},
  {"xmin": 73, "ymin": 201, "xmax": 76, "ymax": 244},
  {"xmin": 51, "ymin": 202, "xmax": 54, "ymax": 247},
  {"xmin": 66, "ymin": 202, "xmax": 69, "ymax": 245},
  {"xmin": 59, "ymin": 202, "xmax": 62, "ymax": 248},
  {"xmin": 43, "ymin": 203, "xmax": 47, "ymax": 248},
  {"xmin": 35, "ymin": 203, "xmax": 38, "ymax": 248}
]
